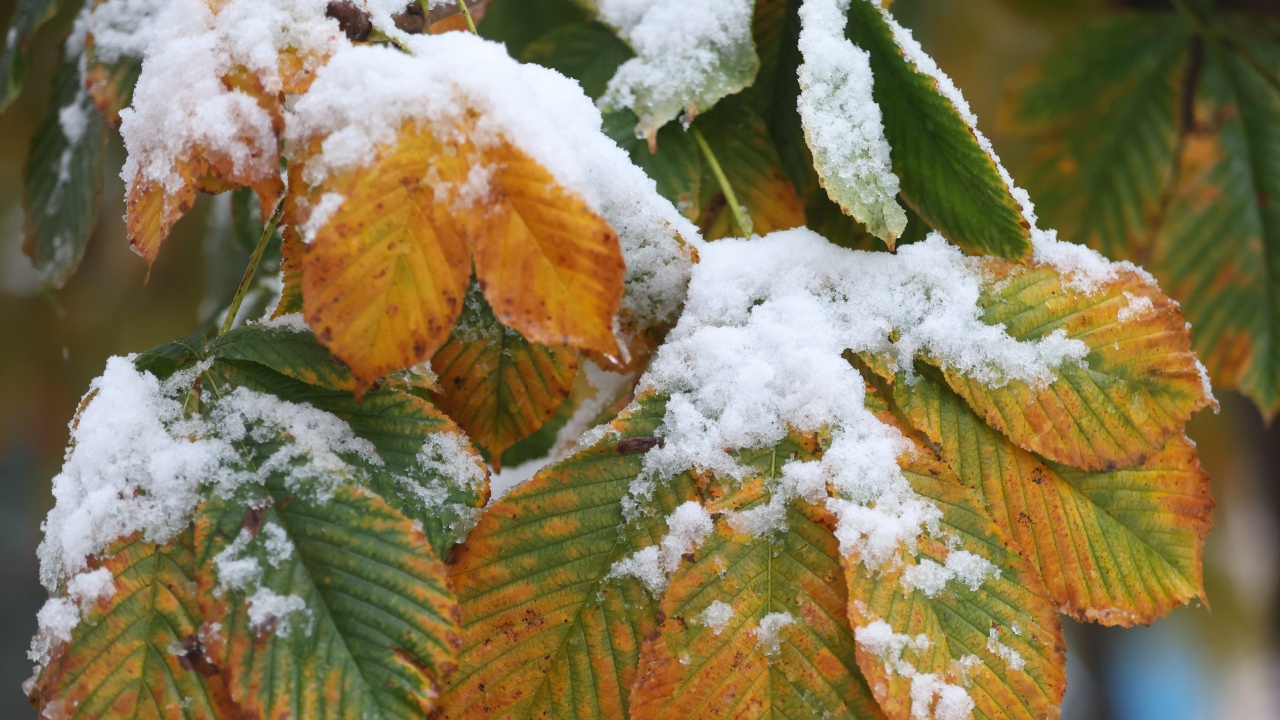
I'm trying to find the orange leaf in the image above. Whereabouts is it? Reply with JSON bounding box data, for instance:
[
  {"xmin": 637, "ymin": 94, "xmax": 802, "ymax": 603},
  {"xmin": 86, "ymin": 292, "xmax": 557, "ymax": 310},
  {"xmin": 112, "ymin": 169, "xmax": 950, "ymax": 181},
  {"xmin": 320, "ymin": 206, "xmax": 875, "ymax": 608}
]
[
  {"xmin": 300, "ymin": 123, "xmax": 472, "ymax": 389},
  {"xmin": 466, "ymin": 140, "xmax": 626, "ymax": 358}
]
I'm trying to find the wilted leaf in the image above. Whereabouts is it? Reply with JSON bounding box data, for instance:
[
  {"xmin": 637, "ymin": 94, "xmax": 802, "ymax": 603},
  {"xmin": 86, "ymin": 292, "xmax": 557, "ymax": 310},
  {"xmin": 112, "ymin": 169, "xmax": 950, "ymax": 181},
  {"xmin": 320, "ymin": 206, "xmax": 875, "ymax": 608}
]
[
  {"xmin": 22, "ymin": 52, "xmax": 108, "ymax": 290},
  {"xmin": 844, "ymin": 0, "xmax": 1031, "ymax": 258},
  {"xmin": 869, "ymin": 358, "xmax": 1213, "ymax": 626},
  {"xmin": 693, "ymin": 96, "xmax": 806, "ymax": 239},
  {"xmin": 29, "ymin": 532, "xmax": 241, "ymax": 719},
  {"xmin": 942, "ymin": 258, "xmax": 1214, "ymax": 471},
  {"xmin": 629, "ymin": 493, "xmax": 882, "ymax": 719},
  {"xmin": 195, "ymin": 481, "xmax": 462, "ymax": 719},
  {"xmin": 438, "ymin": 395, "xmax": 698, "ymax": 719},
  {"xmin": 83, "ymin": 29, "xmax": 143, "ymax": 127},
  {"xmin": 850, "ymin": 393, "xmax": 1066, "ymax": 720},
  {"xmin": 430, "ymin": 286, "xmax": 580, "ymax": 464}
]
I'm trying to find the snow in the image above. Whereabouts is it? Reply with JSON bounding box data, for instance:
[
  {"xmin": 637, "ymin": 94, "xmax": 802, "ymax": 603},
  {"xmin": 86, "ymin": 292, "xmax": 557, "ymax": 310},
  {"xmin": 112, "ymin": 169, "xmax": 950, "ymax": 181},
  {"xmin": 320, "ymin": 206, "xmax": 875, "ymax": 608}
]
[
  {"xmin": 213, "ymin": 530, "xmax": 262, "ymax": 592},
  {"xmin": 257, "ymin": 312, "xmax": 311, "ymax": 333},
  {"xmin": 797, "ymin": 0, "xmax": 905, "ymax": 240},
  {"xmin": 630, "ymin": 230, "xmax": 1087, "ymax": 576},
  {"xmin": 609, "ymin": 501, "xmax": 713, "ymax": 594},
  {"xmin": 300, "ymin": 192, "xmax": 345, "ymax": 243},
  {"xmin": 247, "ymin": 588, "xmax": 309, "ymax": 635},
  {"xmin": 73, "ymin": 0, "xmax": 167, "ymax": 64},
  {"xmin": 856, "ymin": 620, "xmax": 973, "ymax": 720},
  {"xmin": 1116, "ymin": 291, "xmax": 1154, "ymax": 322},
  {"xmin": 119, "ymin": 0, "xmax": 343, "ymax": 197},
  {"xmin": 597, "ymin": 0, "xmax": 756, "ymax": 138},
  {"xmin": 901, "ymin": 551, "xmax": 998, "ymax": 598},
  {"xmin": 698, "ymin": 600, "xmax": 735, "ymax": 635},
  {"xmin": 987, "ymin": 627, "xmax": 1026, "ymax": 672},
  {"xmin": 753, "ymin": 611, "xmax": 795, "ymax": 655}
]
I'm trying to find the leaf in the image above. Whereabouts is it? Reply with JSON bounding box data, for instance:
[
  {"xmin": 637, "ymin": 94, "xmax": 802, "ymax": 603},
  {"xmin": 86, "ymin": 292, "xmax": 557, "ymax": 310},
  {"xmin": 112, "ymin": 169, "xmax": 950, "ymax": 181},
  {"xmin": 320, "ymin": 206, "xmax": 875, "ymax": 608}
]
[
  {"xmin": 29, "ymin": 532, "xmax": 241, "ymax": 719},
  {"xmin": 84, "ymin": 29, "xmax": 143, "ymax": 127},
  {"xmin": 629, "ymin": 495, "xmax": 883, "ymax": 719},
  {"xmin": 438, "ymin": 395, "xmax": 699, "ymax": 719},
  {"xmin": 1159, "ymin": 36, "xmax": 1280, "ymax": 417},
  {"xmin": 201, "ymin": 349, "xmax": 488, "ymax": 556},
  {"xmin": 941, "ymin": 258, "xmax": 1214, "ymax": 471},
  {"xmin": 209, "ymin": 323, "xmax": 357, "ymax": 392},
  {"xmin": 1003, "ymin": 15, "xmax": 1192, "ymax": 260},
  {"xmin": 848, "ymin": 395, "xmax": 1066, "ymax": 720},
  {"xmin": 299, "ymin": 123, "xmax": 472, "ymax": 389},
  {"xmin": 693, "ymin": 95, "xmax": 806, "ymax": 240},
  {"xmin": 22, "ymin": 52, "xmax": 108, "ymax": 289},
  {"xmin": 603, "ymin": 109, "xmax": 703, "ymax": 221},
  {"xmin": 843, "ymin": 0, "xmax": 1031, "ymax": 258},
  {"xmin": 464, "ymin": 138, "xmax": 626, "ymax": 359},
  {"xmin": 869, "ymin": 358, "xmax": 1213, "ymax": 626},
  {"xmin": 194, "ymin": 481, "xmax": 462, "ymax": 719},
  {"xmin": 521, "ymin": 21, "xmax": 633, "ymax": 101},
  {"xmin": 0, "ymin": 0, "xmax": 61, "ymax": 114},
  {"xmin": 429, "ymin": 285, "xmax": 580, "ymax": 465},
  {"xmin": 598, "ymin": 0, "xmax": 760, "ymax": 142},
  {"xmin": 477, "ymin": 0, "xmax": 589, "ymax": 59}
]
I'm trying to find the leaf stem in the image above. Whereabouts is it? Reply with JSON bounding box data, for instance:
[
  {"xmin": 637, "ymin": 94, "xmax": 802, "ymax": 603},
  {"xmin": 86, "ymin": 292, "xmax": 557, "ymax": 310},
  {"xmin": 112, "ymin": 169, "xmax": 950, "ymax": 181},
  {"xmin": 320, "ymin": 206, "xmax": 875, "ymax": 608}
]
[
  {"xmin": 692, "ymin": 126, "xmax": 753, "ymax": 237},
  {"xmin": 219, "ymin": 197, "xmax": 285, "ymax": 337},
  {"xmin": 455, "ymin": 0, "xmax": 478, "ymax": 34}
]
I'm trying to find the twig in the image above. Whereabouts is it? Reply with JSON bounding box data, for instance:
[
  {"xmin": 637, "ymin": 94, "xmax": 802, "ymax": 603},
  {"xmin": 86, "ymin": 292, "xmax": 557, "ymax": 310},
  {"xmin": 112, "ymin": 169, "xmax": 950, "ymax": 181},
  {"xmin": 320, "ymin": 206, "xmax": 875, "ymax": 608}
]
[
  {"xmin": 219, "ymin": 197, "xmax": 285, "ymax": 337},
  {"xmin": 693, "ymin": 127, "xmax": 753, "ymax": 237}
]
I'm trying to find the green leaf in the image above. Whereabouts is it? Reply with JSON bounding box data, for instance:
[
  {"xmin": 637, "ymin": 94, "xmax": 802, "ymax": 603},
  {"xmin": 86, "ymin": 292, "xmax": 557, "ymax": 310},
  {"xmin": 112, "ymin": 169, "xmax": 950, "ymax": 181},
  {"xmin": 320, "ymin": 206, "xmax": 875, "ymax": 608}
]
[
  {"xmin": 843, "ymin": 0, "xmax": 1031, "ymax": 258},
  {"xmin": 22, "ymin": 52, "xmax": 108, "ymax": 289},
  {"xmin": 28, "ymin": 532, "xmax": 240, "ymax": 718},
  {"xmin": 940, "ymin": 258, "xmax": 1214, "ymax": 471},
  {"xmin": 0, "ymin": 0, "xmax": 64, "ymax": 114},
  {"xmin": 691, "ymin": 95, "xmax": 805, "ymax": 239},
  {"xmin": 629, "ymin": 491, "xmax": 882, "ymax": 718},
  {"xmin": 521, "ymin": 21, "xmax": 632, "ymax": 100},
  {"xmin": 438, "ymin": 394, "xmax": 699, "ymax": 719},
  {"xmin": 477, "ymin": 0, "xmax": 588, "ymax": 58},
  {"xmin": 194, "ymin": 479, "xmax": 462, "ymax": 719},
  {"xmin": 1159, "ymin": 36, "xmax": 1280, "ymax": 417},
  {"xmin": 209, "ymin": 322, "xmax": 356, "ymax": 392},
  {"xmin": 603, "ymin": 109, "xmax": 703, "ymax": 220},
  {"xmin": 1004, "ymin": 15, "xmax": 1192, "ymax": 260},
  {"xmin": 868, "ymin": 358, "xmax": 1213, "ymax": 626}
]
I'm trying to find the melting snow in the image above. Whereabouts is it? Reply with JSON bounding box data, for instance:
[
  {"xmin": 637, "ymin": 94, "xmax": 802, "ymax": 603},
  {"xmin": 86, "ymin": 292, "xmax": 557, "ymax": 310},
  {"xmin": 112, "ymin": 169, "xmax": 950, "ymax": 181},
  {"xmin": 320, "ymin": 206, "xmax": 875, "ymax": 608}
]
[{"xmin": 698, "ymin": 600, "xmax": 735, "ymax": 636}]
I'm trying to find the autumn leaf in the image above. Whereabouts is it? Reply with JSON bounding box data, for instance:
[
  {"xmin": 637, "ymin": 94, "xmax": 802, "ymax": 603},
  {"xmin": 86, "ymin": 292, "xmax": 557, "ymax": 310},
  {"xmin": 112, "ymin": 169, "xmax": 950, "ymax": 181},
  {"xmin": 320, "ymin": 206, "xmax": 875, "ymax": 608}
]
[
  {"xmin": 941, "ymin": 257, "xmax": 1214, "ymax": 471},
  {"xmin": 630, "ymin": 472, "xmax": 882, "ymax": 719},
  {"xmin": 28, "ymin": 532, "xmax": 242, "ymax": 719},
  {"xmin": 297, "ymin": 120, "xmax": 624, "ymax": 389},
  {"xmin": 430, "ymin": 285, "xmax": 580, "ymax": 464},
  {"xmin": 438, "ymin": 395, "xmax": 698, "ymax": 719},
  {"xmin": 865, "ymin": 357, "xmax": 1213, "ymax": 626},
  {"xmin": 851, "ymin": 388, "xmax": 1066, "ymax": 720}
]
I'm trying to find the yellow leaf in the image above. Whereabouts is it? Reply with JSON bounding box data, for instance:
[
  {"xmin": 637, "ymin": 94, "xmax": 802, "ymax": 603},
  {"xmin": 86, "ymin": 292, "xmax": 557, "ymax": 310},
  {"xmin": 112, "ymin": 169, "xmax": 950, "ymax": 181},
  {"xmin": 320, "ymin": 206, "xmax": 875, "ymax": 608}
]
[
  {"xmin": 430, "ymin": 285, "xmax": 579, "ymax": 465},
  {"xmin": 465, "ymin": 140, "xmax": 626, "ymax": 358},
  {"xmin": 300, "ymin": 123, "xmax": 472, "ymax": 389},
  {"xmin": 943, "ymin": 258, "xmax": 1215, "ymax": 471}
]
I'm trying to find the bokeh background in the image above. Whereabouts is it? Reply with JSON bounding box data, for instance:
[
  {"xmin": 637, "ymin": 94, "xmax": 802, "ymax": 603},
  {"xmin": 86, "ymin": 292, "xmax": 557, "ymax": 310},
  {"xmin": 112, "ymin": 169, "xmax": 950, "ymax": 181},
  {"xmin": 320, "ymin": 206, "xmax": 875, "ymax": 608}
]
[{"xmin": 0, "ymin": 0, "xmax": 1276, "ymax": 717}]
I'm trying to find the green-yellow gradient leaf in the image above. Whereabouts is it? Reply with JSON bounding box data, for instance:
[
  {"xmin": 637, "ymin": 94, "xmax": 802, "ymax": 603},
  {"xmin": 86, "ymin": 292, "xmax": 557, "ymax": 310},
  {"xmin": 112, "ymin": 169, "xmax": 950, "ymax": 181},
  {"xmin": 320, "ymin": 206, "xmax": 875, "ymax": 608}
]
[
  {"xmin": 1159, "ymin": 36, "xmax": 1280, "ymax": 418},
  {"xmin": 437, "ymin": 394, "xmax": 699, "ymax": 719},
  {"xmin": 870, "ymin": 358, "xmax": 1213, "ymax": 626},
  {"xmin": 849, "ymin": 396, "xmax": 1066, "ymax": 720},
  {"xmin": 22, "ymin": 53, "xmax": 108, "ymax": 290},
  {"xmin": 843, "ymin": 0, "xmax": 1031, "ymax": 259},
  {"xmin": 194, "ymin": 481, "xmax": 462, "ymax": 720},
  {"xmin": 29, "ymin": 532, "xmax": 241, "ymax": 719},
  {"xmin": 693, "ymin": 95, "xmax": 806, "ymax": 240},
  {"xmin": 941, "ymin": 258, "xmax": 1213, "ymax": 471},
  {"xmin": 430, "ymin": 286, "xmax": 580, "ymax": 465},
  {"xmin": 629, "ymin": 495, "xmax": 883, "ymax": 720},
  {"xmin": 203, "ymin": 356, "xmax": 488, "ymax": 557},
  {"xmin": 1003, "ymin": 15, "xmax": 1191, "ymax": 260}
]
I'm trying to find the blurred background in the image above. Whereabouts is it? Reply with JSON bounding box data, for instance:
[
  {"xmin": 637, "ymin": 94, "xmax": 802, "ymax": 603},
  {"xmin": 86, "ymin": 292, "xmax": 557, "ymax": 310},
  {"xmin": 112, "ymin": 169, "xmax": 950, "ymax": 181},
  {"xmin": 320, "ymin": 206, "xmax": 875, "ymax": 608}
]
[{"xmin": 0, "ymin": 0, "xmax": 1276, "ymax": 717}]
